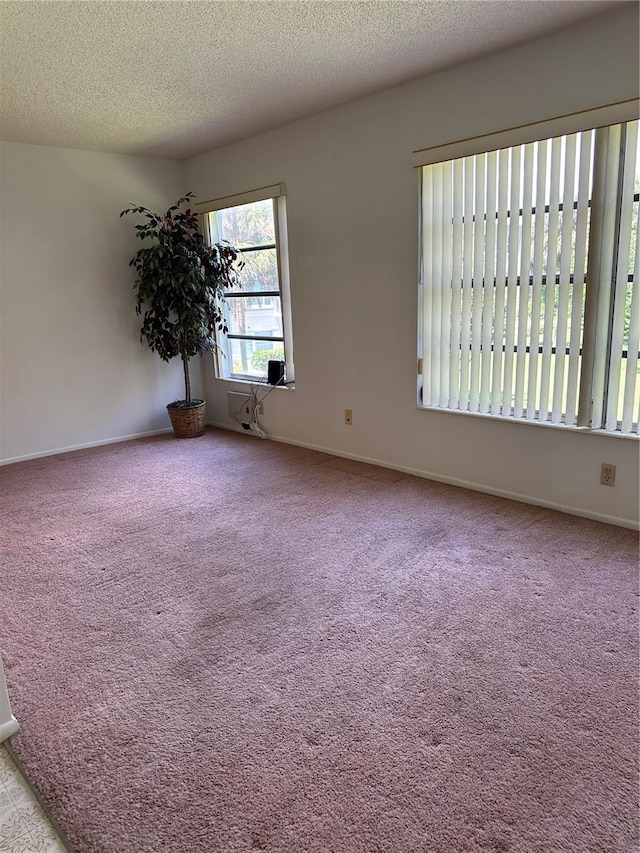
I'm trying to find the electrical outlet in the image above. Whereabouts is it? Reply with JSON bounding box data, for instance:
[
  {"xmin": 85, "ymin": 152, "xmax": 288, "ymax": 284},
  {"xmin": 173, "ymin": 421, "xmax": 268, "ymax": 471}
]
[
  {"xmin": 600, "ymin": 463, "xmax": 616, "ymax": 486},
  {"xmin": 345, "ymin": 409, "xmax": 353, "ymax": 425}
]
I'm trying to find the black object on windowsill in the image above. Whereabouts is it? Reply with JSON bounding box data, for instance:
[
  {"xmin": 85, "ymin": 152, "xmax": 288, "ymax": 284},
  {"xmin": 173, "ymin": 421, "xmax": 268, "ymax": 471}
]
[{"xmin": 267, "ymin": 360, "xmax": 286, "ymax": 386}]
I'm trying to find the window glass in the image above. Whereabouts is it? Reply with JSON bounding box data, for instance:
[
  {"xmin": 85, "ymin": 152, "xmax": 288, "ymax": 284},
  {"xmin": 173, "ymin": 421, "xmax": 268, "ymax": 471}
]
[
  {"xmin": 206, "ymin": 195, "xmax": 292, "ymax": 383},
  {"xmin": 418, "ymin": 119, "xmax": 639, "ymax": 435},
  {"xmin": 217, "ymin": 199, "xmax": 275, "ymax": 248},
  {"xmin": 225, "ymin": 297, "xmax": 284, "ymax": 338}
]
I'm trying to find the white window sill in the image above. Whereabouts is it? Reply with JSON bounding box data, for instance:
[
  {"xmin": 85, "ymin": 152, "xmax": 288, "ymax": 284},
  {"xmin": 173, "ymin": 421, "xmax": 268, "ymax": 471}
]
[
  {"xmin": 214, "ymin": 376, "xmax": 295, "ymax": 390},
  {"xmin": 417, "ymin": 404, "xmax": 639, "ymax": 440}
]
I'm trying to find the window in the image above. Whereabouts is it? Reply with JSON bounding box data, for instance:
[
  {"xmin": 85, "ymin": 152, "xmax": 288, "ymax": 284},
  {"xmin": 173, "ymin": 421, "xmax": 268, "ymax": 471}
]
[
  {"xmin": 197, "ymin": 185, "xmax": 294, "ymax": 383},
  {"xmin": 415, "ymin": 103, "xmax": 640, "ymax": 435}
]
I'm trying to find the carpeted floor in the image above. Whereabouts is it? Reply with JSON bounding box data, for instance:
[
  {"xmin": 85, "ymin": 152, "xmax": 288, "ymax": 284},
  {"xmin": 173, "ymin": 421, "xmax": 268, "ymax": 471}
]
[{"xmin": 0, "ymin": 430, "xmax": 638, "ymax": 853}]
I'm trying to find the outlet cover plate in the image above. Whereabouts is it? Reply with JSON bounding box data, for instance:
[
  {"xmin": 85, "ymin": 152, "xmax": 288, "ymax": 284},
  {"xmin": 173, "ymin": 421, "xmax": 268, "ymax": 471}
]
[{"xmin": 600, "ymin": 463, "xmax": 616, "ymax": 486}]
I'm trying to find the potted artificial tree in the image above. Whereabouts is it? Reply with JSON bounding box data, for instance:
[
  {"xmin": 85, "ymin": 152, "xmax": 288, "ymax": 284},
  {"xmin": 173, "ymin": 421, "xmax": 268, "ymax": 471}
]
[{"xmin": 121, "ymin": 193, "xmax": 243, "ymax": 438}]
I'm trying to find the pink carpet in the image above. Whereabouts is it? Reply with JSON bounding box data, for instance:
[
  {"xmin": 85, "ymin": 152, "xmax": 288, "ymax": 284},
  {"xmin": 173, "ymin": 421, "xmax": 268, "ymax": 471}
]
[{"xmin": 1, "ymin": 430, "xmax": 638, "ymax": 852}]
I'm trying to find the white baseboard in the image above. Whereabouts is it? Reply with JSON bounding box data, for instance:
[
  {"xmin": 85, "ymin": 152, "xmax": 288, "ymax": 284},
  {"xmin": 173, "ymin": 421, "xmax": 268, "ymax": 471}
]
[
  {"xmin": 0, "ymin": 428, "xmax": 173, "ymax": 467},
  {"xmin": 209, "ymin": 420, "xmax": 639, "ymax": 530},
  {"xmin": 3, "ymin": 421, "xmax": 635, "ymax": 530}
]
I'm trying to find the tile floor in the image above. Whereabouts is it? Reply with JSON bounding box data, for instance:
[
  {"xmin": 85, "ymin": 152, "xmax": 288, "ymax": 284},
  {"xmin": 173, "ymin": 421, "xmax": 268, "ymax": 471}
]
[{"xmin": 0, "ymin": 744, "xmax": 68, "ymax": 852}]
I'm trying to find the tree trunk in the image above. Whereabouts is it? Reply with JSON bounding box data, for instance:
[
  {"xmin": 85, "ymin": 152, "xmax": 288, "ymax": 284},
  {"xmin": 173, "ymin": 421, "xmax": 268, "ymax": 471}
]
[{"xmin": 182, "ymin": 355, "xmax": 191, "ymax": 403}]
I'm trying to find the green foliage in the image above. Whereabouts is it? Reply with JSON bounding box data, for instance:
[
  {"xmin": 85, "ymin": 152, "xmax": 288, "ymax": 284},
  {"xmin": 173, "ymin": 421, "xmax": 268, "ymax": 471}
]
[
  {"xmin": 121, "ymin": 193, "xmax": 243, "ymax": 401},
  {"xmin": 250, "ymin": 347, "xmax": 285, "ymax": 374}
]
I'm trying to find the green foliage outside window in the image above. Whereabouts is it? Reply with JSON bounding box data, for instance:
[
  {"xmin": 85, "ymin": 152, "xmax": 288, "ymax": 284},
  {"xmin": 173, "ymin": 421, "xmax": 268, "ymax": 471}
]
[{"xmin": 250, "ymin": 347, "xmax": 285, "ymax": 374}]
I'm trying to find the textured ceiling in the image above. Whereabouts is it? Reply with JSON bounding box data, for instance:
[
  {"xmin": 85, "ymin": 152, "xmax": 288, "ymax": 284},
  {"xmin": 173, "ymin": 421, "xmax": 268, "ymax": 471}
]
[{"xmin": 0, "ymin": 0, "xmax": 625, "ymax": 160}]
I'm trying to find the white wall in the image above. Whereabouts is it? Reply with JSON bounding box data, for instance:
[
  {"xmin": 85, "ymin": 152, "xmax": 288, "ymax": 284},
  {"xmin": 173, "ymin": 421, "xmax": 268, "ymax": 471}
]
[
  {"xmin": 187, "ymin": 6, "xmax": 640, "ymax": 527},
  {"xmin": 0, "ymin": 142, "xmax": 191, "ymax": 463}
]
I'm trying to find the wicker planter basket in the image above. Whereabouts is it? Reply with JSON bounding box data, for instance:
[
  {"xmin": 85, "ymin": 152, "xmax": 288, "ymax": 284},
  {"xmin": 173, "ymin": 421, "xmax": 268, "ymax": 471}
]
[{"xmin": 167, "ymin": 400, "xmax": 206, "ymax": 439}]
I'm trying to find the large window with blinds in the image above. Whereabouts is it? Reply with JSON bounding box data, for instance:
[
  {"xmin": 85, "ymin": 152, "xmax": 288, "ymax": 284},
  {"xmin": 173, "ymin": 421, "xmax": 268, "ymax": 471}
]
[{"xmin": 417, "ymin": 108, "xmax": 639, "ymax": 436}]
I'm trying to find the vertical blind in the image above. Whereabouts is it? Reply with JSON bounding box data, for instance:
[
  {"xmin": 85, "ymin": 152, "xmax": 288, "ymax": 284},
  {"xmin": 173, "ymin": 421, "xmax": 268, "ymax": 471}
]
[
  {"xmin": 605, "ymin": 121, "xmax": 640, "ymax": 432},
  {"xmin": 419, "ymin": 119, "xmax": 639, "ymax": 434}
]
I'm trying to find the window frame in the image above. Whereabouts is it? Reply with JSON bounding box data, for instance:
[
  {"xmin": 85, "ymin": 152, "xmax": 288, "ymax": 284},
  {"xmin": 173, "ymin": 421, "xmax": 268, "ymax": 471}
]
[
  {"xmin": 414, "ymin": 98, "xmax": 640, "ymax": 437},
  {"xmin": 196, "ymin": 185, "xmax": 294, "ymax": 385}
]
